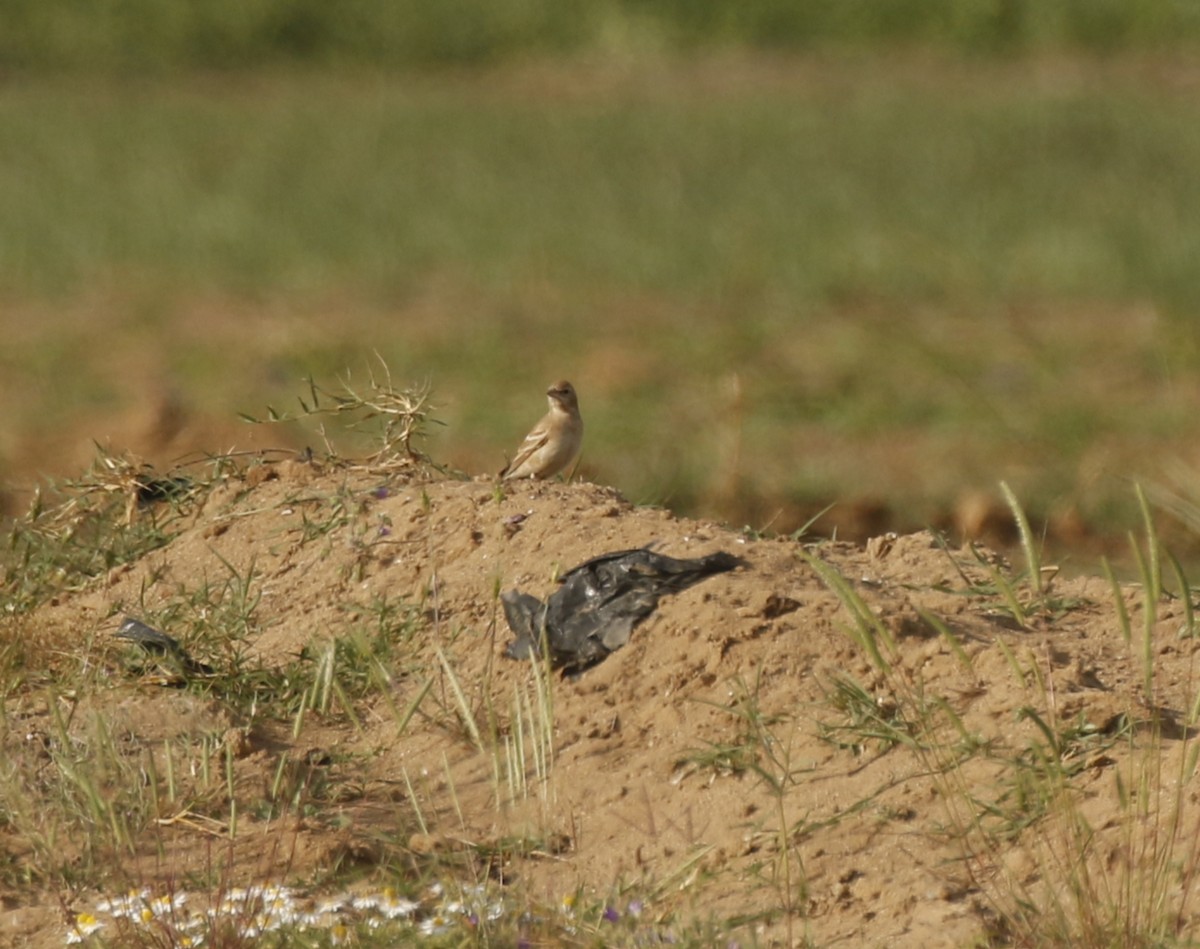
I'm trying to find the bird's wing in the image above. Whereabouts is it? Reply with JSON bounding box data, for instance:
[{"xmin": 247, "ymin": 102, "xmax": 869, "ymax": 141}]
[{"xmin": 502, "ymin": 423, "xmax": 551, "ymax": 477}]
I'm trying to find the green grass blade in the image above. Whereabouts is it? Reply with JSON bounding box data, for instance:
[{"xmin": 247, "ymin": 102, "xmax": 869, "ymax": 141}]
[{"xmin": 1000, "ymin": 481, "xmax": 1043, "ymax": 598}]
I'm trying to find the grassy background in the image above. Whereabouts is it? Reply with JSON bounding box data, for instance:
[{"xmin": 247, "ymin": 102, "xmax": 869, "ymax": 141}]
[
  {"xmin": 3, "ymin": 8, "xmax": 1200, "ymax": 562},
  {"xmin": 2, "ymin": 0, "xmax": 1200, "ymax": 73}
]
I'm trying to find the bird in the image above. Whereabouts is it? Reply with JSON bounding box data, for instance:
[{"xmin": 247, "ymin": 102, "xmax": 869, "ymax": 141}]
[
  {"xmin": 500, "ymin": 380, "xmax": 583, "ymax": 481},
  {"xmin": 502, "ymin": 546, "xmax": 742, "ymax": 673}
]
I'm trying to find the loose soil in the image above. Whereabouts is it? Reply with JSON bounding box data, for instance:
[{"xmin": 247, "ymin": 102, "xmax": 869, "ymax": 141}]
[{"xmin": 4, "ymin": 462, "xmax": 1199, "ymax": 947}]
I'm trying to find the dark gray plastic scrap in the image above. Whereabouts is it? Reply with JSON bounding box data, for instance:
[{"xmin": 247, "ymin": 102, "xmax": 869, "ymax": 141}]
[
  {"xmin": 116, "ymin": 617, "xmax": 215, "ymax": 678},
  {"xmin": 502, "ymin": 546, "xmax": 742, "ymax": 673}
]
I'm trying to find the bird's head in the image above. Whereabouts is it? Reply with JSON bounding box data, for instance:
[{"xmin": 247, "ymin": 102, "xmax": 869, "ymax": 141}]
[{"xmin": 546, "ymin": 380, "xmax": 578, "ymax": 412}]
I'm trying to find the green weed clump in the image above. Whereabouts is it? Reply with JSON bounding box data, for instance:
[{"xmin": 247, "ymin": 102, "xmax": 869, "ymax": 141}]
[{"xmin": 1, "ymin": 448, "xmax": 202, "ymax": 616}]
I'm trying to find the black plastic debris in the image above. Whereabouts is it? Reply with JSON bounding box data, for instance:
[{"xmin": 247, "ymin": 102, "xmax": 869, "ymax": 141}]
[
  {"xmin": 116, "ymin": 617, "xmax": 216, "ymax": 679},
  {"xmin": 502, "ymin": 547, "xmax": 742, "ymax": 673}
]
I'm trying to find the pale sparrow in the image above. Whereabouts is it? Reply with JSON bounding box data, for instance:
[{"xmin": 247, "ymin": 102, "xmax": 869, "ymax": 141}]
[{"xmin": 500, "ymin": 380, "xmax": 583, "ymax": 481}]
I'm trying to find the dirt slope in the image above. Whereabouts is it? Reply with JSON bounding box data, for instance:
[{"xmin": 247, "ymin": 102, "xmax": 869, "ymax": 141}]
[{"xmin": 4, "ymin": 463, "xmax": 1199, "ymax": 947}]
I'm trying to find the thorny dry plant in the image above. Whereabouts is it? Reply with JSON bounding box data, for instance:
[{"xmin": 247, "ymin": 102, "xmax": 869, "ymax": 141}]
[
  {"xmin": 35, "ymin": 445, "xmax": 191, "ymax": 529},
  {"xmin": 240, "ymin": 359, "xmax": 441, "ymax": 469}
]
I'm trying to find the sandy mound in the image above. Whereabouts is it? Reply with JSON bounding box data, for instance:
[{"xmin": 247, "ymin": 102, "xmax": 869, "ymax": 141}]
[{"xmin": 4, "ymin": 461, "xmax": 1199, "ymax": 947}]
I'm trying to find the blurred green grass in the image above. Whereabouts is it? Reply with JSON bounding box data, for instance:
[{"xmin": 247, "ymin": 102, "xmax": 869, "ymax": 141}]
[
  {"xmin": 2, "ymin": 0, "xmax": 1199, "ymax": 74},
  {"xmin": 2, "ymin": 57, "xmax": 1200, "ymax": 558},
  {"xmin": 4, "ymin": 62, "xmax": 1199, "ymax": 312},
  {"xmin": 5, "ymin": 64, "xmax": 1200, "ymax": 305}
]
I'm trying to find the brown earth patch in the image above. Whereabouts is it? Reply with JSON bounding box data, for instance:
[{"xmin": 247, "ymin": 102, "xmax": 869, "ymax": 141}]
[{"xmin": 3, "ymin": 466, "xmax": 1200, "ymax": 947}]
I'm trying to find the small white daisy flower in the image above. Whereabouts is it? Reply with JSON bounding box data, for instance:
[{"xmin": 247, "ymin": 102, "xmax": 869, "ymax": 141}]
[
  {"xmin": 419, "ymin": 914, "xmax": 451, "ymax": 936},
  {"xmin": 65, "ymin": 912, "xmax": 104, "ymax": 944},
  {"xmin": 149, "ymin": 892, "xmax": 188, "ymax": 916},
  {"xmin": 96, "ymin": 889, "xmax": 150, "ymax": 918},
  {"xmin": 379, "ymin": 890, "xmax": 419, "ymax": 919}
]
